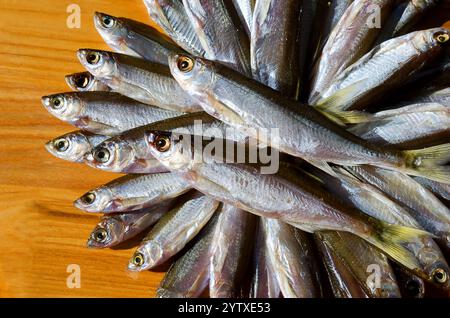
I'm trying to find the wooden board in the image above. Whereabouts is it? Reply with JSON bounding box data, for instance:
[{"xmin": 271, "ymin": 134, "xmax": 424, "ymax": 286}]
[{"xmin": 0, "ymin": 0, "xmax": 449, "ymax": 298}]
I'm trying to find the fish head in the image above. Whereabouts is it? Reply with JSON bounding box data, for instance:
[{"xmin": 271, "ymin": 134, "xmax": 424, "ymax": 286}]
[
  {"xmin": 41, "ymin": 92, "xmax": 83, "ymax": 122},
  {"xmin": 65, "ymin": 72, "xmax": 96, "ymax": 91},
  {"xmin": 416, "ymin": 243, "xmax": 450, "ymax": 291},
  {"xmin": 74, "ymin": 187, "xmax": 113, "ymax": 213},
  {"xmin": 127, "ymin": 244, "xmax": 161, "ymax": 272},
  {"xmin": 168, "ymin": 53, "xmax": 215, "ymax": 97},
  {"xmin": 94, "ymin": 12, "xmax": 127, "ymax": 50},
  {"xmin": 87, "ymin": 217, "xmax": 124, "ymax": 248},
  {"xmin": 145, "ymin": 130, "xmax": 194, "ymax": 171},
  {"xmin": 84, "ymin": 138, "xmax": 135, "ymax": 172},
  {"xmin": 45, "ymin": 131, "xmax": 91, "ymax": 162},
  {"xmin": 77, "ymin": 49, "xmax": 116, "ymax": 78}
]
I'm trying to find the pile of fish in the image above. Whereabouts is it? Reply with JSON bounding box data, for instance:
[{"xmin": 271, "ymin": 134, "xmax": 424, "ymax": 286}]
[{"xmin": 42, "ymin": 0, "xmax": 450, "ymax": 298}]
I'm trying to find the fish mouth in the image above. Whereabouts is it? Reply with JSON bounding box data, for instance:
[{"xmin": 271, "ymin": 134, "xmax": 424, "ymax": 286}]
[
  {"xmin": 44, "ymin": 141, "xmax": 55, "ymax": 154},
  {"xmin": 41, "ymin": 95, "xmax": 51, "ymax": 109}
]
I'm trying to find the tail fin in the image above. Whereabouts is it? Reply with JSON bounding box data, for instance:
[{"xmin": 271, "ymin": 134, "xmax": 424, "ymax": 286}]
[
  {"xmin": 402, "ymin": 144, "xmax": 450, "ymax": 185},
  {"xmin": 362, "ymin": 221, "xmax": 430, "ymax": 271}
]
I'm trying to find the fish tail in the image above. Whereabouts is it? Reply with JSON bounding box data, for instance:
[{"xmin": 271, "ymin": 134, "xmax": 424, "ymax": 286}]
[
  {"xmin": 363, "ymin": 221, "xmax": 429, "ymax": 271},
  {"xmin": 401, "ymin": 144, "xmax": 450, "ymax": 185}
]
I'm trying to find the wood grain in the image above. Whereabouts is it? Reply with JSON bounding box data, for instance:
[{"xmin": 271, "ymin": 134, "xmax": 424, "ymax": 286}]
[
  {"xmin": 0, "ymin": 0, "xmax": 164, "ymax": 298},
  {"xmin": 0, "ymin": 0, "xmax": 448, "ymax": 298}
]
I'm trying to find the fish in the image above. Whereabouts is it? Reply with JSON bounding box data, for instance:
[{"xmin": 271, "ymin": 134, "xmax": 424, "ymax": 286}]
[
  {"xmin": 321, "ymin": 0, "xmax": 354, "ymax": 43},
  {"xmin": 84, "ymin": 112, "xmax": 249, "ymax": 174},
  {"xmin": 263, "ymin": 219, "xmax": 323, "ymax": 298},
  {"xmin": 128, "ymin": 193, "xmax": 219, "ymax": 271},
  {"xmin": 249, "ymin": 220, "xmax": 281, "ymax": 298},
  {"xmin": 93, "ymin": 12, "xmax": 183, "ymax": 65},
  {"xmin": 232, "ymin": 0, "xmax": 255, "ymax": 36},
  {"xmin": 349, "ymin": 103, "xmax": 450, "ymax": 148},
  {"xmin": 315, "ymin": 28, "xmax": 449, "ymax": 111},
  {"xmin": 65, "ymin": 72, "xmax": 110, "ymax": 92},
  {"xmin": 143, "ymin": 0, "xmax": 205, "ymax": 56},
  {"xmin": 399, "ymin": 87, "xmax": 450, "ymax": 108},
  {"xmin": 251, "ymin": 0, "xmax": 301, "ymax": 96},
  {"xmin": 315, "ymin": 231, "xmax": 401, "ymax": 298},
  {"xmin": 45, "ymin": 130, "xmax": 109, "ymax": 163},
  {"xmin": 144, "ymin": 130, "xmax": 432, "ymax": 275},
  {"xmin": 157, "ymin": 210, "xmax": 220, "ymax": 298},
  {"xmin": 73, "ymin": 172, "xmax": 191, "ymax": 213},
  {"xmin": 347, "ymin": 165, "xmax": 450, "ymax": 259},
  {"xmin": 414, "ymin": 177, "xmax": 450, "ymax": 202},
  {"xmin": 41, "ymin": 91, "xmax": 182, "ymax": 136},
  {"xmin": 309, "ymin": 0, "xmax": 395, "ymax": 104},
  {"xmin": 378, "ymin": 0, "xmax": 440, "ymax": 43},
  {"xmin": 315, "ymin": 236, "xmax": 370, "ymax": 298},
  {"xmin": 86, "ymin": 200, "xmax": 175, "ymax": 248},
  {"xmin": 314, "ymin": 166, "xmax": 450, "ymax": 289},
  {"xmin": 183, "ymin": 0, "xmax": 251, "ymax": 76},
  {"xmin": 210, "ymin": 204, "xmax": 256, "ymax": 298},
  {"xmin": 76, "ymin": 49, "xmax": 202, "ymax": 113},
  {"xmin": 168, "ymin": 53, "xmax": 450, "ymax": 184},
  {"xmin": 392, "ymin": 264, "xmax": 426, "ymax": 298}
]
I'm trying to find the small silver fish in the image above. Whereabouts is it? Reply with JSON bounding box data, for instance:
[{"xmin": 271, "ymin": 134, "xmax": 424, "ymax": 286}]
[
  {"xmin": 45, "ymin": 130, "xmax": 109, "ymax": 163},
  {"xmin": 41, "ymin": 91, "xmax": 182, "ymax": 136},
  {"xmin": 128, "ymin": 193, "xmax": 219, "ymax": 271},
  {"xmin": 74, "ymin": 172, "xmax": 191, "ymax": 213}
]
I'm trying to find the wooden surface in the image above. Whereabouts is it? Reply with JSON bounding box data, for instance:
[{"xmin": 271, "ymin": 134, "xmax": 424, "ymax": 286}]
[
  {"xmin": 0, "ymin": 0, "xmax": 164, "ymax": 298},
  {"xmin": 0, "ymin": 0, "xmax": 449, "ymax": 298}
]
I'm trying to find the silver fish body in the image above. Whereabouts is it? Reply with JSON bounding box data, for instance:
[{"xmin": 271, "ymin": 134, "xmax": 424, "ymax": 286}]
[
  {"xmin": 87, "ymin": 201, "xmax": 174, "ymax": 248},
  {"xmin": 45, "ymin": 131, "xmax": 109, "ymax": 163},
  {"xmin": 348, "ymin": 166, "xmax": 450, "ymax": 257},
  {"xmin": 318, "ymin": 166, "xmax": 450, "ymax": 288},
  {"xmin": 317, "ymin": 28, "xmax": 449, "ymax": 111},
  {"xmin": 77, "ymin": 49, "xmax": 202, "ymax": 112},
  {"xmin": 84, "ymin": 112, "xmax": 248, "ymax": 173},
  {"xmin": 251, "ymin": 0, "xmax": 301, "ymax": 96},
  {"xmin": 128, "ymin": 193, "xmax": 219, "ymax": 271},
  {"xmin": 94, "ymin": 12, "xmax": 183, "ymax": 65},
  {"xmin": 183, "ymin": 0, "xmax": 251, "ymax": 75},
  {"xmin": 315, "ymin": 231, "xmax": 401, "ymax": 298},
  {"xmin": 210, "ymin": 204, "xmax": 256, "ymax": 298},
  {"xmin": 157, "ymin": 211, "xmax": 220, "ymax": 298},
  {"xmin": 263, "ymin": 219, "xmax": 323, "ymax": 298},
  {"xmin": 143, "ymin": 0, "xmax": 205, "ymax": 56},
  {"xmin": 350, "ymin": 103, "xmax": 450, "ymax": 148},
  {"xmin": 41, "ymin": 91, "xmax": 182, "ymax": 136},
  {"xmin": 309, "ymin": 0, "xmax": 395, "ymax": 104},
  {"xmin": 73, "ymin": 172, "xmax": 191, "ymax": 213},
  {"xmin": 249, "ymin": 220, "xmax": 281, "ymax": 298},
  {"xmin": 233, "ymin": 0, "xmax": 255, "ymax": 36}
]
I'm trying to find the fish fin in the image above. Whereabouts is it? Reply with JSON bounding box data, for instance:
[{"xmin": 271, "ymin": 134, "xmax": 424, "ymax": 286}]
[
  {"xmin": 314, "ymin": 79, "xmax": 368, "ymax": 111},
  {"xmin": 401, "ymin": 144, "xmax": 450, "ymax": 184},
  {"xmin": 304, "ymin": 159, "xmax": 338, "ymax": 178},
  {"xmin": 364, "ymin": 221, "xmax": 430, "ymax": 271},
  {"xmin": 318, "ymin": 109, "xmax": 374, "ymax": 126}
]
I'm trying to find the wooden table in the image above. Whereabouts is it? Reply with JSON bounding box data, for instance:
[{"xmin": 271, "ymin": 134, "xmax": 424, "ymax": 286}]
[{"xmin": 0, "ymin": 0, "xmax": 449, "ymax": 298}]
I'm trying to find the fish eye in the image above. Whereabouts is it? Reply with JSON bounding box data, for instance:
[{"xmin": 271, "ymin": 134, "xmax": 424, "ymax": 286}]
[
  {"xmin": 177, "ymin": 56, "xmax": 194, "ymax": 73},
  {"xmin": 94, "ymin": 228, "xmax": 108, "ymax": 242},
  {"xmin": 86, "ymin": 52, "xmax": 101, "ymax": 65},
  {"xmin": 81, "ymin": 192, "xmax": 96, "ymax": 205},
  {"xmin": 54, "ymin": 138, "xmax": 69, "ymax": 152},
  {"xmin": 155, "ymin": 135, "xmax": 171, "ymax": 152},
  {"xmin": 432, "ymin": 268, "xmax": 448, "ymax": 284},
  {"xmin": 93, "ymin": 147, "xmax": 111, "ymax": 163},
  {"xmin": 101, "ymin": 15, "xmax": 116, "ymax": 28},
  {"xmin": 75, "ymin": 75, "xmax": 90, "ymax": 88},
  {"xmin": 132, "ymin": 252, "xmax": 145, "ymax": 267},
  {"xmin": 50, "ymin": 96, "xmax": 65, "ymax": 109},
  {"xmin": 434, "ymin": 31, "xmax": 449, "ymax": 44}
]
